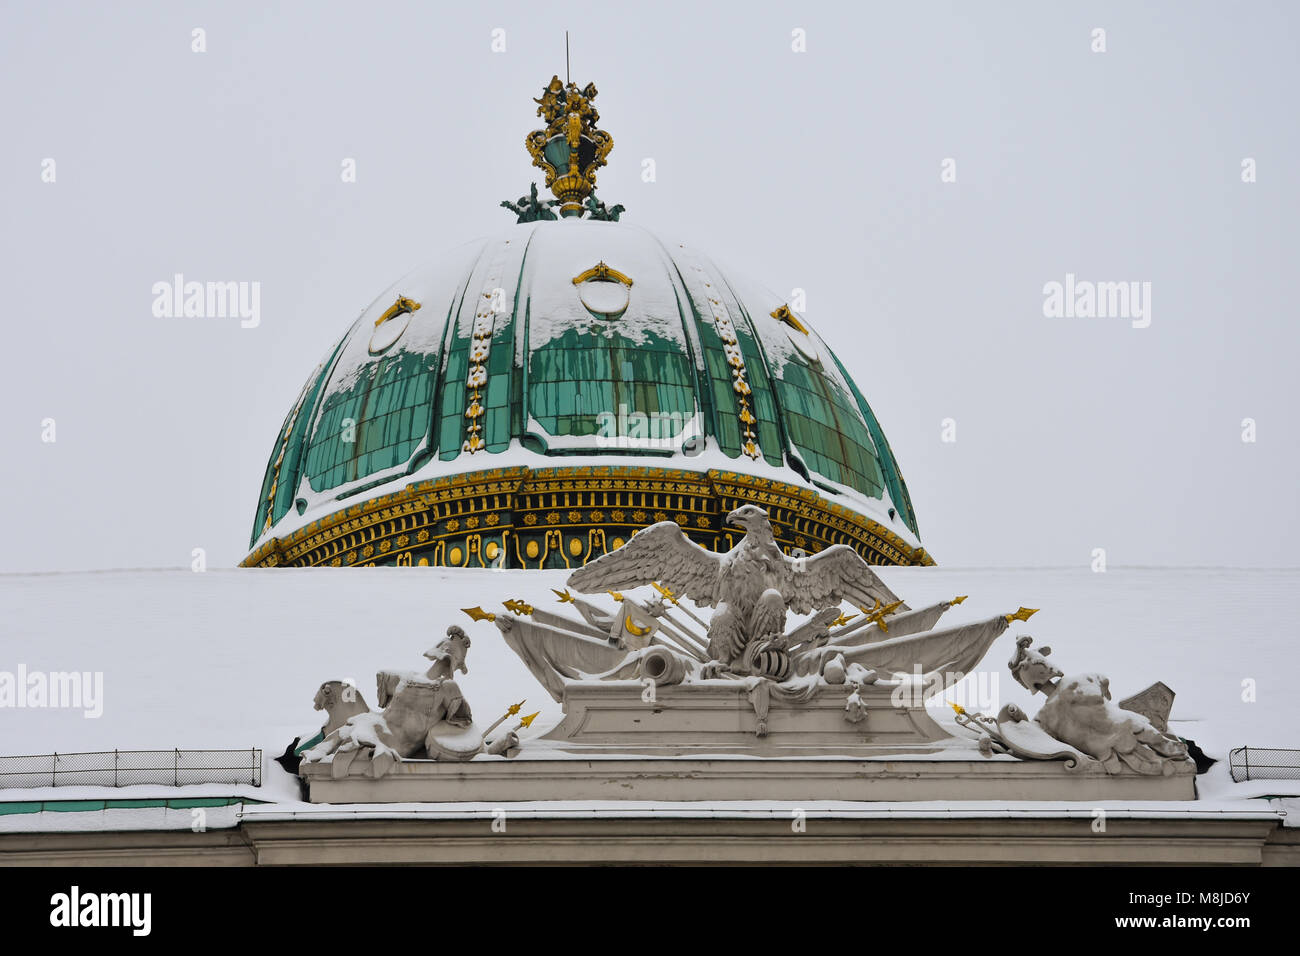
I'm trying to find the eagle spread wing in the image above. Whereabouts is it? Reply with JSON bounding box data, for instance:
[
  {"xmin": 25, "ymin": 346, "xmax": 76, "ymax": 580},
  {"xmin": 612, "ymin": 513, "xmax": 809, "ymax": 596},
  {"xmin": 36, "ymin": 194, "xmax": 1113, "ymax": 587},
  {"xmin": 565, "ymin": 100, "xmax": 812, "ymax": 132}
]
[
  {"xmin": 781, "ymin": 545, "xmax": 907, "ymax": 615},
  {"xmin": 566, "ymin": 522, "xmax": 723, "ymax": 606}
]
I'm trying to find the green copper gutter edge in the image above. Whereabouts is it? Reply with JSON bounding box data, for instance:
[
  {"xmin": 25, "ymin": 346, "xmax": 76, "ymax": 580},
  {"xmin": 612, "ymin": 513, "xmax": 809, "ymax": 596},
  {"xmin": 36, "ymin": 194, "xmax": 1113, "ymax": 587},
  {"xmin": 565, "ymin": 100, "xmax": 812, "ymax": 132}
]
[{"xmin": 0, "ymin": 796, "xmax": 268, "ymax": 816}]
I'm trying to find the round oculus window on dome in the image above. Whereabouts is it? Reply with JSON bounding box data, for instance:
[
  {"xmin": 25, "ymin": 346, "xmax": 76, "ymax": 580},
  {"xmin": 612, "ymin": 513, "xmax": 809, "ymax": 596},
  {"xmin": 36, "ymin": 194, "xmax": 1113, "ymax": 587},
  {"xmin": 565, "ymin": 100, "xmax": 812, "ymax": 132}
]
[
  {"xmin": 771, "ymin": 304, "xmax": 819, "ymax": 363},
  {"xmin": 368, "ymin": 310, "xmax": 412, "ymax": 354},
  {"xmin": 368, "ymin": 295, "xmax": 422, "ymax": 355},
  {"xmin": 572, "ymin": 261, "xmax": 633, "ymax": 320},
  {"xmin": 577, "ymin": 279, "xmax": 630, "ymax": 320},
  {"xmin": 785, "ymin": 324, "xmax": 820, "ymax": 363}
]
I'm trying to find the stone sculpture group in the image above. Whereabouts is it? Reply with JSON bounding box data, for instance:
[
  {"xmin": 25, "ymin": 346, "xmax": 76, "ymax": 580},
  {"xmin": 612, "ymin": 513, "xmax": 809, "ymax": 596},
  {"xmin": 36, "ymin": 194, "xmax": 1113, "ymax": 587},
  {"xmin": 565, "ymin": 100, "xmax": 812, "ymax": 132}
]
[
  {"xmin": 952, "ymin": 635, "xmax": 1189, "ymax": 775},
  {"xmin": 292, "ymin": 506, "xmax": 1193, "ymax": 782}
]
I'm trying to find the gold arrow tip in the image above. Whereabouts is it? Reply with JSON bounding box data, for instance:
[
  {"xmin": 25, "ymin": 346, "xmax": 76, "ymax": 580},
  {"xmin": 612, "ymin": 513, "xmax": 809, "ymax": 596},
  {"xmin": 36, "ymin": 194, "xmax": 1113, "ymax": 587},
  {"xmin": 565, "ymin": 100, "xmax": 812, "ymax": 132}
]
[
  {"xmin": 951, "ymin": 595, "xmax": 968, "ymax": 605},
  {"xmin": 552, "ymin": 588, "xmax": 575, "ymax": 603},
  {"xmin": 517, "ymin": 711, "xmax": 540, "ymax": 729},
  {"xmin": 462, "ymin": 606, "xmax": 496, "ymax": 622},
  {"xmin": 1005, "ymin": 607, "xmax": 1040, "ymax": 624}
]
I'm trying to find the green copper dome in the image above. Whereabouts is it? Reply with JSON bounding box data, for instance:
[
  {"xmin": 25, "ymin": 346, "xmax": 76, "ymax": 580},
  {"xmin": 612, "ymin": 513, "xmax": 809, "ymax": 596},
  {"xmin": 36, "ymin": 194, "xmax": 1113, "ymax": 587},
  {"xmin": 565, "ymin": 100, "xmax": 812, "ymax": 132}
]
[{"xmin": 244, "ymin": 219, "xmax": 927, "ymax": 569}]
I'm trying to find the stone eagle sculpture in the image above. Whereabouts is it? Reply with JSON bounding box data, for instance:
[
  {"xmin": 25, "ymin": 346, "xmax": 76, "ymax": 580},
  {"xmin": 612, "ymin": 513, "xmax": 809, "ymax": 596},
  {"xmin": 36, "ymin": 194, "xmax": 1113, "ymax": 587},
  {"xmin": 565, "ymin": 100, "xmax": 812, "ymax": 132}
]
[{"xmin": 566, "ymin": 504, "xmax": 905, "ymax": 666}]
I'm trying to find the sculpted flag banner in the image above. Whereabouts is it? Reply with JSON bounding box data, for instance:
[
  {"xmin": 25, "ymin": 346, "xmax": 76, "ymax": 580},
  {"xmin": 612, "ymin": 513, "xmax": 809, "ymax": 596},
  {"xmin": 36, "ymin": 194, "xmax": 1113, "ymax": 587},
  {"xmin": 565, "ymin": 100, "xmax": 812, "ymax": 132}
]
[
  {"xmin": 797, "ymin": 614, "xmax": 1010, "ymax": 684},
  {"xmin": 825, "ymin": 600, "xmax": 954, "ymax": 650},
  {"xmin": 499, "ymin": 617, "xmax": 633, "ymax": 701}
]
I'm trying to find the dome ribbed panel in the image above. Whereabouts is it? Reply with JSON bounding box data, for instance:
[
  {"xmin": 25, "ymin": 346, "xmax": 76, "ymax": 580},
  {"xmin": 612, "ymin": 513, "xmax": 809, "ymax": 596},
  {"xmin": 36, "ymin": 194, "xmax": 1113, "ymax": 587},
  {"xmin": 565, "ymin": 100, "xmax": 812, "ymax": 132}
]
[
  {"xmin": 827, "ymin": 348, "xmax": 920, "ymax": 537},
  {"xmin": 248, "ymin": 328, "xmax": 350, "ymax": 546},
  {"xmin": 249, "ymin": 221, "xmax": 925, "ymax": 551}
]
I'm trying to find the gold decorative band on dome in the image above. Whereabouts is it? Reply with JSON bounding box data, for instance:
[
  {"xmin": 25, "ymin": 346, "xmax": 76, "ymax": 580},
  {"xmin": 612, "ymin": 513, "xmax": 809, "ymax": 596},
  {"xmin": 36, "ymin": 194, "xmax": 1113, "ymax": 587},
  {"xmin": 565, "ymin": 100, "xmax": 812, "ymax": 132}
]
[
  {"xmin": 688, "ymin": 261, "xmax": 760, "ymax": 460},
  {"xmin": 463, "ymin": 310, "xmax": 491, "ymax": 454},
  {"xmin": 241, "ymin": 465, "xmax": 935, "ymax": 571},
  {"xmin": 463, "ymin": 248, "xmax": 512, "ymax": 454}
]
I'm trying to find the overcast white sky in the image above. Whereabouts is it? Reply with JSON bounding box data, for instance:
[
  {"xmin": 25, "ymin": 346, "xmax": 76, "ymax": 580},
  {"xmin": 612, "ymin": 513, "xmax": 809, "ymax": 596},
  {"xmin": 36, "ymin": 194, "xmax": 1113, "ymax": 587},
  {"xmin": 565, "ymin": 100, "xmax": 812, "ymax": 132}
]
[{"xmin": 1, "ymin": 1, "xmax": 1296, "ymax": 573}]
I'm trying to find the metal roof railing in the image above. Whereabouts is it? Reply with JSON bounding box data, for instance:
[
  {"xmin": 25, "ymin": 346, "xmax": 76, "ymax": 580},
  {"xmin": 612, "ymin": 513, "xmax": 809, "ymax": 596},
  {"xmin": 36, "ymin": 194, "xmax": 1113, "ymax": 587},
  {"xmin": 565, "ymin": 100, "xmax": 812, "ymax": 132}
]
[
  {"xmin": 0, "ymin": 749, "xmax": 262, "ymax": 789},
  {"xmin": 1229, "ymin": 746, "xmax": 1300, "ymax": 783}
]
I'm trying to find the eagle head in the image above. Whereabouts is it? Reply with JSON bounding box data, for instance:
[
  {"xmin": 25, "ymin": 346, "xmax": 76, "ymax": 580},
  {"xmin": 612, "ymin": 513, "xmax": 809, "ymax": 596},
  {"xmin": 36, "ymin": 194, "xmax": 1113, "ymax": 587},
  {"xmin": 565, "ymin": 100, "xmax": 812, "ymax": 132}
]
[{"xmin": 726, "ymin": 504, "xmax": 772, "ymax": 535}]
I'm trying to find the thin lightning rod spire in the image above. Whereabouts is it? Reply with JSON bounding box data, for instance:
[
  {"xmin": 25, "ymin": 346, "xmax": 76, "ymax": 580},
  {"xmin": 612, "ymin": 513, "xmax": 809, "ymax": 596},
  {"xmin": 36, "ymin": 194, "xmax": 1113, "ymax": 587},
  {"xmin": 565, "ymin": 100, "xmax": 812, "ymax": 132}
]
[{"xmin": 566, "ymin": 31, "xmax": 570, "ymax": 84}]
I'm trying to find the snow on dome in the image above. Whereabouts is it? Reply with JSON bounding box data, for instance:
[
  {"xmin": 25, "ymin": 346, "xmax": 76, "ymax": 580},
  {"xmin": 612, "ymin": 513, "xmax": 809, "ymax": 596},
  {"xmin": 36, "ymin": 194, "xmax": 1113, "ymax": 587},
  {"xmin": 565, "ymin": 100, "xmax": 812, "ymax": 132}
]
[{"xmin": 243, "ymin": 218, "xmax": 929, "ymax": 571}]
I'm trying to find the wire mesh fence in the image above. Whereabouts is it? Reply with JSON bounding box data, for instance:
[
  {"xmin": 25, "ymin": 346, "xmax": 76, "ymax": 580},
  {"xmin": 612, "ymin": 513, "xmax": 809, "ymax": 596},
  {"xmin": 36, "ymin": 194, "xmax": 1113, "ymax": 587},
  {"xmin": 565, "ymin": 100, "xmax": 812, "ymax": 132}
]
[
  {"xmin": 0, "ymin": 749, "xmax": 262, "ymax": 789},
  {"xmin": 1229, "ymin": 746, "xmax": 1300, "ymax": 783}
]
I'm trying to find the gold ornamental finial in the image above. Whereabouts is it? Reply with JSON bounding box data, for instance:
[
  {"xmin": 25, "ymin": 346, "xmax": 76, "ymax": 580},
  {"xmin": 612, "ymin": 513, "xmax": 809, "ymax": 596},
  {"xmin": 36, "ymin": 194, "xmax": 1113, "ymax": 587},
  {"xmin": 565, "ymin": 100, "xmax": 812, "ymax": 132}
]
[{"xmin": 526, "ymin": 75, "xmax": 614, "ymax": 217}]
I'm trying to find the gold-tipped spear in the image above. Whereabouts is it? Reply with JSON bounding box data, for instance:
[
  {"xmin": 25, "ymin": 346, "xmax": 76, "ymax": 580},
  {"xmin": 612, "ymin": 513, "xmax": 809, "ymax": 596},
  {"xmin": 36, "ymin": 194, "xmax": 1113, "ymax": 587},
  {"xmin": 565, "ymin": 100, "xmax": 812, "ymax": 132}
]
[
  {"xmin": 649, "ymin": 614, "xmax": 709, "ymax": 662},
  {"xmin": 652, "ymin": 582, "xmax": 711, "ymax": 632},
  {"xmin": 482, "ymin": 700, "xmax": 527, "ymax": 738},
  {"xmin": 641, "ymin": 585, "xmax": 709, "ymax": 659}
]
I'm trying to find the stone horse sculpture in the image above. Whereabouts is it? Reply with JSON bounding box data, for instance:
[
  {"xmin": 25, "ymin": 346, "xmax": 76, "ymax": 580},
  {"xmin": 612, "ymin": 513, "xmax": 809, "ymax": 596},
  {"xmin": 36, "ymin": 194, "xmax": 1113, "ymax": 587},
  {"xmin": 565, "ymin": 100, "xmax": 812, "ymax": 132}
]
[
  {"xmin": 299, "ymin": 626, "xmax": 508, "ymax": 778},
  {"xmin": 274, "ymin": 680, "xmax": 370, "ymax": 775},
  {"xmin": 314, "ymin": 680, "xmax": 369, "ymax": 735}
]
